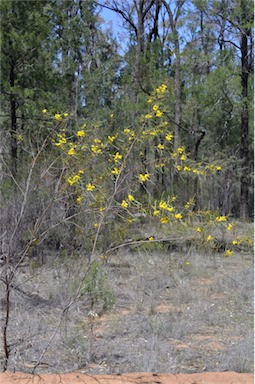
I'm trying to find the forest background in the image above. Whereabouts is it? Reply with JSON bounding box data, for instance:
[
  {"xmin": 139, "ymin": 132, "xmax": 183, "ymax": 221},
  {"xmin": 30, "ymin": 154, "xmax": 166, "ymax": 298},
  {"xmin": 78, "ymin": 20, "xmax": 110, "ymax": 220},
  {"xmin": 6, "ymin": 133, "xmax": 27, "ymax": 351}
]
[{"xmin": 0, "ymin": 0, "xmax": 254, "ymax": 374}]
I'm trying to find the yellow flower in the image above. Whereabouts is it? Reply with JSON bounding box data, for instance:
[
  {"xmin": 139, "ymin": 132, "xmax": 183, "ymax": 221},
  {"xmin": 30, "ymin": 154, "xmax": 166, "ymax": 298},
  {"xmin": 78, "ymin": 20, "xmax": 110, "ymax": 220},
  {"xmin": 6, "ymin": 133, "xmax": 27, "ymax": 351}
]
[
  {"xmin": 17, "ymin": 134, "xmax": 23, "ymax": 141},
  {"xmin": 171, "ymin": 152, "xmax": 177, "ymax": 158},
  {"xmin": 127, "ymin": 194, "xmax": 135, "ymax": 202},
  {"xmin": 153, "ymin": 210, "xmax": 160, "ymax": 216},
  {"xmin": 54, "ymin": 113, "xmax": 62, "ymax": 121},
  {"xmin": 156, "ymin": 84, "xmax": 167, "ymax": 93},
  {"xmin": 177, "ymin": 146, "xmax": 185, "ymax": 154},
  {"xmin": 171, "ymin": 196, "xmax": 177, "ymax": 202},
  {"xmin": 76, "ymin": 196, "xmax": 83, "ymax": 203},
  {"xmin": 68, "ymin": 147, "xmax": 76, "ymax": 156},
  {"xmin": 215, "ymin": 216, "xmax": 227, "ymax": 222},
  {"xmin": 91, "ymin": 145, "xmax": 102, "ymax": 154},
  {"xmin": 176, "ymin": 165, "xmax": 182, "ymax": 171},
  {"xmin": 160, "ymin": 216, "xmax": 169, "ymax": 224},
  {"xmin": 147, "ymin": 97, "xmax": 153, "ymax": 103},
  {"xmin": 157, "ymin": 143, "xmax": 164, "ymax": 150},
  {"xmin": 165, "ymin": 133, "xmax": 173, "ymax": 141},
  {"xmin": 184, "ymin": 166, "xmax": 192, "ymax": 171},
  {"xmin": 225, "ymin": 249, "xmax": 233, "ymax": 256},
  {"xmin": 232, "ymin": 240, "xmax": 238, "ymax": 245},
  {"xmin": 215, "ymin": 165, "xmax": 222, "ymax": 171},
  {"xmin": 174, "ymin": 213, "xmax": 182, "ymax": 219},
  {"xmin": 55, "ymin": 134, "xmax": 67, "ymax": 146},
  {"xmin": 64, "ymin": 112, "xmax": 69, "ymax": 117},
  {"xmin": 42, "ymin": 108, "xmax": 47, "ymax": 113},
  {"xmin": 114, "ymin": 152, "xmax": 122, "ymax": 162},
  {"xmin": 145, "ymin": 113, "xmax": 153, "ymax": 119},
  {"xmin": 227, "ymin": 223, "xmax": 233, "ymax": 230},
  {"xmin": 86, "ymin": 183, "xmax": 95, "ymax": 192},
  {"xmin": 196, "ymin": 227, "xmax": 201, "ymax": 232},
  {"xmin": 207, "ymin": 235, "xmax": 214, "ymax": 241},
  {"xmin": 124, "ymin": 128, "xmax": 130, "ymax": 134},
  {"xmin": 156, "ymin": 109, "xmax": 163, "ymax": 117},
  {"xmin": 180, "ymin": 154, "xmax": 186, "ymax": 161},
  {"xmin": 121, "ymin": 200, "xmax": 129, "ymax": 208},
  {"xmin": 148, "ymin": 236, "xmax": 154, "ymax": 241},
  {"xmin": 139, "ymin": 173, "xmax": 150, "ymax": 183},
  {"xmin": 152, "ymin": 104, "xmax": 159, "ymax": 111},
  {"xmin": 67, "ymin": 174, "xmax": 81, "ymax": 186},
  {"xmin": 128, "ymin": 132, "xmax": 135, "ymax": 141},
  {"xmin": 77, "ymin": 130, "xmax": 85, "ymax": 137},
  {"xmin": 108, "ymin": 135, "xmax": 116, "ymax": 143},
  {"xmin": 111, "ymin": 167, "xmax": 119, "ymax": 175},
  {"xmin": 159, "ymin": 201, "xmax": 168, "ymax": 210}
]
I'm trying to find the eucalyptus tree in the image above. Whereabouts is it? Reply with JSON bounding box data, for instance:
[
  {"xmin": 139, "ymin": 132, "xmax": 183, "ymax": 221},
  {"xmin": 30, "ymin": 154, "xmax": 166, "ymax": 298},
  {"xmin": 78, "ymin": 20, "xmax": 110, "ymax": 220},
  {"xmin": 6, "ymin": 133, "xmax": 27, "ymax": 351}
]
[{"xmin": 207, "ymin": 0, "xmax": 254, "ymax": 218}]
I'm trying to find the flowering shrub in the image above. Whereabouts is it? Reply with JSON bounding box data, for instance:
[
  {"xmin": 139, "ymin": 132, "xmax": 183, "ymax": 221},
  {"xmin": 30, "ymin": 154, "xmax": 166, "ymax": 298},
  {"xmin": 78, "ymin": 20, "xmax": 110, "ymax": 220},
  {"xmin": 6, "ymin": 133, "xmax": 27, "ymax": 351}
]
[{"xmin": 42, "ymin": 82, "xmax": 253, "ymax": 259}]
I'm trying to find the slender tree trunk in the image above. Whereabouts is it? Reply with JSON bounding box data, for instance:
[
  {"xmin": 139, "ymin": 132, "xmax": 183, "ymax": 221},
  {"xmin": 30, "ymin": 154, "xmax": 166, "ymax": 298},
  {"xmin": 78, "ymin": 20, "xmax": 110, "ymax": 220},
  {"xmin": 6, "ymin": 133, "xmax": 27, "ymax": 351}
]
[
  {"xmin": 173, "ymin": 35, "xmax": 181, "ymax": 151},
  {"xmin": 9, "ymin": 57, "xmax": 17, "ymax": 176},
  {"xmin": 239, "ymin": 26, "xmax": 250, "ymax": 218},
  {"xmin": 162, "ymin": 0, "xmax": 185, "ymax": 151}
]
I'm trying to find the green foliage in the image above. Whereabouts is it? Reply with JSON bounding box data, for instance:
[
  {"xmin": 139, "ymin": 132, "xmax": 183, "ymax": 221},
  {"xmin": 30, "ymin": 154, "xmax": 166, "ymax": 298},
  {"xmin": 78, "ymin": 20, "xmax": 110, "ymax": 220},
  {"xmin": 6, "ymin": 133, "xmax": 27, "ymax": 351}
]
[{"xmin": 79, "ymin": 260, "xmax": 116, "ymax": 314}]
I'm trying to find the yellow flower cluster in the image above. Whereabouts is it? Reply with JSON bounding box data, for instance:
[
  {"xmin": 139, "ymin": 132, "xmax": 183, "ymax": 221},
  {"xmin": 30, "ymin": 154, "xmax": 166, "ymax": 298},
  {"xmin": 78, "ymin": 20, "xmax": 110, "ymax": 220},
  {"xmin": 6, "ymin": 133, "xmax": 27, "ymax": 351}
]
[
  {"xmin": 156, "ymin": 110, "xmax": 163, "ymax": 118},
  {"xmin": 77, "ymin": 130, "xmax": 85, "ymax": 137},
  {"xmin": 91, "ymin": 138, "xmax": 104, "ymax": 154},
  {"xmin": 225, "ymin": 249, "xmax": 233, "ymax": 256},
  {"xmin": 121, "ymin": 194, "xmax": 135, "ymax": 209},
  {"xmin": 159, "ymin": 200, "xmax": 174, "ymax": 211},
  {"xmin": 121, "ymin": 200, "xmax": 128, "ymax": 208},
  {"xmin": 68, "ymin": 143, "xmax": 77, "ymax": 156},
  {"xmin": 206, "ymin": 164, "xmax": 222, "ymax": 172},
  {"xmin": 139, "ymin": 173, "xmax": 150, "ymax": 183},
  {"xmin": 54, "ymin": 113, "xmax": 62, "ymax": 121},
  {"xmin": 108, "ymin": 135, "xmax": 117, "ymax": 143},
  {"xmin": 156, "ymin": 84, "xmax": 167, "ymax": 94},
  {"xmin": 54, "ymin": 133, "xmax": 67, "ymax": 147},
  {"xmin": 184, "ymin": 198, "xmax": 194, "ymax": 210},
  {"xmin": 160, "ymin": 216, "xmax": 169, "ymax": 224},
  {"xmin": 165, "ymin": 133, "xmax": 173, "ymax": 142},
  {"xmin": 86, "ymin": 183, "xmax": 95, "ymax": 192},
  {"xmin": 67, "ymin": 173, "xmax": 81, "ymax": 186},
  {"xmin": 128, "ymin": 194, "xmax": 135, "ymax": 202},
  {"xmin": 215, "ymin": 216, "xmax": 227, "ymax": 222},
  {"xmin": 153, "ymin": 198, "xmax": 183, "ymax": 224},
  {"xmin": 114, "ymin": 152, "xmax": 122, "ymax": 162},
  {"xmin": 111, "ymin": 167, "xmax": 119, "ymax": 175}
]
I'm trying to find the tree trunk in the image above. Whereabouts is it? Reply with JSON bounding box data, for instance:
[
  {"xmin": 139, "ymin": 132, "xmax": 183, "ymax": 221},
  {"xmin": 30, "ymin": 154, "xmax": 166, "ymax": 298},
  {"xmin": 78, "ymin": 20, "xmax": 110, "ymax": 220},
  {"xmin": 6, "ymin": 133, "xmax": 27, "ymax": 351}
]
[
  {"xmin": 162, "ymin": 0, "xmax": 185, "ymax": 151},
  {"xmin": 173, "ymin": 34, "xmax": 181, "ymax": 151},
  {"xmin": 239, "ymin": 11, "xmax": 250, "ymax": 219},
  {"xmin": 9, "ymin": 57, "xmax": 17, "ymax": 176}
]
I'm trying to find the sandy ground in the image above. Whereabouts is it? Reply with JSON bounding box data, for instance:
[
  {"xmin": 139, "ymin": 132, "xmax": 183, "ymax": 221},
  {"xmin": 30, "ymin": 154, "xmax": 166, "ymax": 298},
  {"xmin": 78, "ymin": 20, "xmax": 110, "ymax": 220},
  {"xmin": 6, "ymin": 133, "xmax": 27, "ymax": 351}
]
[{"xmin": 0, "ymin": 371, "xmax": 254, "ymax": 384}]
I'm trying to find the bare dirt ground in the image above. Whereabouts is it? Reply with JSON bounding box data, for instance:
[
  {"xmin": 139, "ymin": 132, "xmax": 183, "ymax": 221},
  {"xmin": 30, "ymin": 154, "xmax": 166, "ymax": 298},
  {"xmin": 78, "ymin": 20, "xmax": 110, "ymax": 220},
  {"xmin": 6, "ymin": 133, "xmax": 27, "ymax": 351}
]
[
  {"xmin": 0, "ymin": 224, "xmax": 253, "ymax": 382},
  {"xmin": 0, "ymin": 371, "xmax": 254, "ymax": 384}
]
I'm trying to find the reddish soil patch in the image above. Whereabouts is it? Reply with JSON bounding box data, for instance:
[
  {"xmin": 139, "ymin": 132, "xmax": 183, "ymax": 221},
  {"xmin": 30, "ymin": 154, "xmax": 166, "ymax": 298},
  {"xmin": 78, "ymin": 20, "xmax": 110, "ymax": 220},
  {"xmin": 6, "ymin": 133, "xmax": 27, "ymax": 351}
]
[{"xmin": 1, "ymin": 371, "xmax": 254, "ymax": 384}]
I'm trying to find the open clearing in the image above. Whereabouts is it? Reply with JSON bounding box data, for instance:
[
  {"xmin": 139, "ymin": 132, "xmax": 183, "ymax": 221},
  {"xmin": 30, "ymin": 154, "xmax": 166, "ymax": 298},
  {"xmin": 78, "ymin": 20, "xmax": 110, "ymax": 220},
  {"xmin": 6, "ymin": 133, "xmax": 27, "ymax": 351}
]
[{"xmin": 0, "ymin": 225, "xmax": 253, "ymax": 382}]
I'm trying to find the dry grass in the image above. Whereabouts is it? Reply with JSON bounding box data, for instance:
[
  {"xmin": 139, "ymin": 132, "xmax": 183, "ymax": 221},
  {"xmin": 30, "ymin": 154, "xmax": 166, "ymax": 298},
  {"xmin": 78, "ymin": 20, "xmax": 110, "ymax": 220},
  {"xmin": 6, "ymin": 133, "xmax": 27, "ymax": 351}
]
[{"xmin": 0, "ymin": 238, "xmax": 253, "ymax": 374}]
